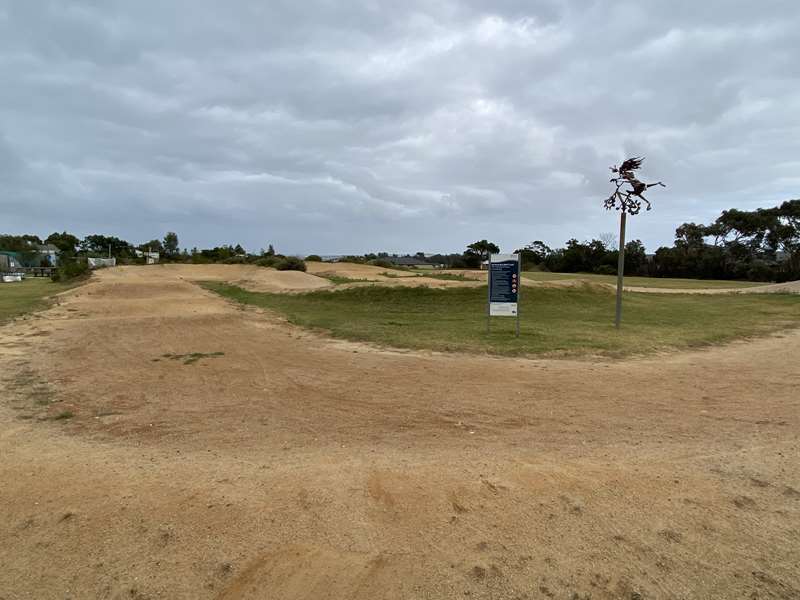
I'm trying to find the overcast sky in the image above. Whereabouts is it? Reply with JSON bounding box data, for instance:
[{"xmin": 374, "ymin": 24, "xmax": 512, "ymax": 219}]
[{"xmin": 1, "ymin": 1, "xmax": 798, "ymax": 254}]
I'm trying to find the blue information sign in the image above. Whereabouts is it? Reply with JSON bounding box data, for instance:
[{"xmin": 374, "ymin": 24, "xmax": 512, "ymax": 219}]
[{"xmin": 488, "ymin": 253, "xmax": 520, "ymax": 317}]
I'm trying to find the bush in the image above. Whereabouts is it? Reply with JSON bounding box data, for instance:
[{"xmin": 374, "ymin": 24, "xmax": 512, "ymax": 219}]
[
  {"xmin": 255, "ymin": 256, "xmax": 279, "ymax": 268},
  {"xmin": 746, "ymin": 262, "xmax": 774, "ymax": 282},
  {"xmin": 222, "ymin": 256, "xmax": 247, "ymax": 264},
  {"xmin": 51, "ymin": 259, "xmax": 90, "ymax": 282},
  {"xmin": 523, "ymin": 262, "xmax": 548, "ymax": 272},
  {"xmin": 592, "ymin": 265, "xmax": 617, "ymax": 275},
  {"xmin": 305, "ymin": 254, "xmax": 322, "ymax": 262},
  {"xmin": 369, "ymin": 259, "xmax": 394, "ymax": 269},
  {"xmin": 275, "ymin": 257, "xmax": 307, "ymax": 272}
]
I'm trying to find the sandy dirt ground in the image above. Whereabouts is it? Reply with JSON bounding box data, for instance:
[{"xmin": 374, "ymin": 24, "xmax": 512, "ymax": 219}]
[
  {"xmin": 306, "ymin": 262, "xmax": 483, "ymax": 289},
  {"xmin": 1, "ymin": 266, "xmax": 799, "ymax": 600},
  {"xmin": 624, "ymin": 280, "xmax": 800, "ymax": 295},
  {"xmin": 305, "ymin": 262, "xmax": 418, "ymax": 280},
  {"xmin": 122, "ymin": 263, "xmax": 334, "ymax": 293}
]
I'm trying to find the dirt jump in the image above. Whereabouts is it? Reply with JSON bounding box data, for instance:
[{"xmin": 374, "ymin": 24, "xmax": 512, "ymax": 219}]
[{"xmin": 1, "ymin": 265, "xmax": 798, "ymax": 599}]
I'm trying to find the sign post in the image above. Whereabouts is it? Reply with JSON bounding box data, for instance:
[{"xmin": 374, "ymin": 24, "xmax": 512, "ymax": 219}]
[{"xmin": 487, "ymin": 253, "xmax": 521, "ymax": 337}]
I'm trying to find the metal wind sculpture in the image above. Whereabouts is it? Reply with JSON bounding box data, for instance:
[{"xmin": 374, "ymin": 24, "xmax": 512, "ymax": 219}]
[
  {"xmin": 604, "ymin": 157, "xmax": 665, "ymax": 215},
  {"xmin": 603, "ymin": 157, "xmax": 665, "ymax": 328}
]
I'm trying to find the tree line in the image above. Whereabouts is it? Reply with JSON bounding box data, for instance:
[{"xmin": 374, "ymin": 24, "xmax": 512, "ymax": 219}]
[
  {"xmin": 338, "ymin": 200, "xmax": 800, "ymax": 282},
  {"xmin": 0, "ymin": 231, "xmax": 255, "ymax": 264},
  {"xmin": 3, "ymin": 199, "xmax": 798, "ymax": 282},
  {"xmin": 513, "ymin": 199, "xmax": 799, "ymax": 282}
]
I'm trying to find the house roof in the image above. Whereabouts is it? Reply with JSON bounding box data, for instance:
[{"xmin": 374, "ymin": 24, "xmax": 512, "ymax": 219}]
[
  {"xmin": 37, "ymin": 244, "xmax": 60, "ymax": 252},
  {"xmin": 389, "ymin": 256, "xmax": 430, "ymax": 266}
]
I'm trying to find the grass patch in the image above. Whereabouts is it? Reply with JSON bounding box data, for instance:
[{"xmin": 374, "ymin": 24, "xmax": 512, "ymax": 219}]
[
  {"xmin": 162, "ymin": 351, "xmax": 225, "ymax": 365},
  {"xmin": 202, "ymin": 282, "xmax": 800, "ymax": 357},
  {"xmin": 0, "ymin": 278, "xmax": 80, "ymax": 324},
  {"xmin": 53, "ymin": 410, "xmax": 74, "ymax": 420},
  {"xmin": 317, "ymin": 273, "xmax": 369, "ymax": 285},
  {"xmin": 419, "ymin": 272, "xmax": 471, "ymax": 281},
  {"xmin": 379, "ymin": 271, "xmax": 420, "ymax": 279},
  {"xmin": 521, "ymin": 271, "xmax": 763, "ymax": 289}
]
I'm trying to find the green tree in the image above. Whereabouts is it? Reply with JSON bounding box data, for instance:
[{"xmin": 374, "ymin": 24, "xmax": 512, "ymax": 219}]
[
  {"xmin": 623, "ymin": 240, "xmax": 647, "ymax": 275},
  {"xmin": 138, "ymin": 239, "xmax": 164, "ymax": 254},
  {"xmin": 466, "ymin": 239, "xmax": 500, "ymax": 260},
  {"xmin": 521, "ymin": 241, "xmax": 552, "ymax": 265},
  {"xmin": 163, "ymin": 232, "xmax": 179, "ymax": 257},
  {"xmin": 45, "ymin": 231, "xmax": 80, "ymax": 255},
  {"xmin": 82, "ymin": 235, "xmax": 134, "ymax": 258}
]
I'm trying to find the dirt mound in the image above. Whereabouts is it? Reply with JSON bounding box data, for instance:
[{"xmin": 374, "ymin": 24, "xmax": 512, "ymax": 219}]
[
  {"xmin": 306, "ymin": 262, "xmax": 484, "ymax": 288},
  {"xmin": 97, "ymin": 264, "xmax": 332, "ymax": 293},
  {"xmin": 439, "ymin": 269, "xmax": 485, "ymax": 281},
  {"xmin": 305, "ymin": 261, "xmax": 418, "ymax": 281},
  {"xmin": 739, "ymin": 280, "xmax": 800, "ymax": 294},
  {"xmin": 624, "ymin": 279, "xmax": 800, "ymax": 295},
  {"xmin": 337, "ymin": 277, "xmax": 482, "ymax": 290}
]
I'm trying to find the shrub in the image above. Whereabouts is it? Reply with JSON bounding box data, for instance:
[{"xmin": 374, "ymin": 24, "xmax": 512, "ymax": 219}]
[
  {"xmin": 593, "ymin": 265, "xmax": 617, "ymax": 275},
  {"xmin": 255, "ymin": 256, "xmax": 278, "ymax": 268},
  {"xmin": 51, "ymin": 259, "xmax": 90, "ymax": 282},
  {"xmin": 746, "ymin": 262, "xmax": 774, "ymax": 282},
  {"xmin": 275, "ymin": 257, "xmax": 307, "ymax": 272},
  {"xmin": 305, "ymin": 254, "xmax": 323, "ymax": 262},
  {"xmin": 222, "ymin": 256, "xmax": 247, "ymax": 264},
  {"xmin": 522, "ymin": 262, "xmax": 547, "ymax": 272},
  {"xmin": 369, "ymin": 259, "xmax": 394, "ymax": 269}
]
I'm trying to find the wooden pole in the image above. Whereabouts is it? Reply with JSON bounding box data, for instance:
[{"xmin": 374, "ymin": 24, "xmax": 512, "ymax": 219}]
[
  {"xmin": 486, "ymin": 257, "xmax": 491, "ymax": 334},
  {"xmin": 615, "ymin": 211, "xmax": 627, "ymax": 328},
  {"xmin": 515, "ymin": 255, "xmax": 520, "ymax": 338}
]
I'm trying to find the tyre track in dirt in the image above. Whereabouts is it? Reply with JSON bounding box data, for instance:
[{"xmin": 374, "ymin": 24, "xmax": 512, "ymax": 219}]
[{"xmin": 1, "ymin": 266, "xmax": 798, "ymax": 599}]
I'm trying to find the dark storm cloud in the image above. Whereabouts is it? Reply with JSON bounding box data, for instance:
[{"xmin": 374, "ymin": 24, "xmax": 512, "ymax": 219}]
[{"xmin": 1, "ymin": 0, "xmax": 798, "ymax": 253}]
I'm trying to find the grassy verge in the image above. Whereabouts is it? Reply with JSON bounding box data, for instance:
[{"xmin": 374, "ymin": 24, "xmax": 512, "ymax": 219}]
[
  {"xmin": 521, "ymin": 271, "xmax": 763, "ymax": 289},
  {"xmin": 317, "ymin": 274, "xmax": 369, "ymax": 285},
  {"xmin": 419, "ymin": 272, "xmax": 470, "ymax": 282},
  {"xmin": 0, "ymin": 278, "xmax": 80, "ymax": 324},
  {"xmin": 202, "ymin": 282, "xmax": 800, "ymax": 357}
]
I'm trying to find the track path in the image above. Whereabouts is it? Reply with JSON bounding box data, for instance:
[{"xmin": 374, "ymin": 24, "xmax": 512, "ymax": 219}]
[{"xmin": 1, "ymin": 266, "xmax": 798, "ymax": 599}]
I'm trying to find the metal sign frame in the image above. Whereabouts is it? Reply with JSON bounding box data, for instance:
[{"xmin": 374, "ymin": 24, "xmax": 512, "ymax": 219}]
[{"xmin": 486, "ymin": 253, "xmax": 520, "ymax": 337}]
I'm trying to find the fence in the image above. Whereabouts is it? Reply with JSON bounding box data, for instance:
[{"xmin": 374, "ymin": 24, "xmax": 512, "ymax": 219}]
[
  {"xmin": 88, "ymin": 257, "xmax": 116, "ymax": 269},
  {"xmin": 0, "ymin": 266, "xmax": 56, "ymax": 278}
]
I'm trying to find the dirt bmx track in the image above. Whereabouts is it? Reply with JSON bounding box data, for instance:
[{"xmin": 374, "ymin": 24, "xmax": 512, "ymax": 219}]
[{"xmin": 1, "ymin": 266, "xmax": 799, "ymax": 599}]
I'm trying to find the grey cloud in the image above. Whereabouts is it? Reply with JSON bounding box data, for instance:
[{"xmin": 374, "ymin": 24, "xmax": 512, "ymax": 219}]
[{"xmin": 1, "ymin": 0, "xmax": 798, "ymax": 254}]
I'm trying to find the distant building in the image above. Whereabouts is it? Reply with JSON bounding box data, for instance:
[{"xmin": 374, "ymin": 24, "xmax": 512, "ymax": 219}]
[
  {"xmin": 388, "ymin": 256, "xmax": 432, "ymax": 268},
  {"xmin": 0, "ymin": 251, "xmax": 22, "ymax": 273},
  {"xmin": 135, "ymin": 249, "xmax": 160, "ymax": 264},
  {"xmin": 0, "ymin": 247, "xmax": 58, "ymax": 269},
  {"xmin": 36, "ymin": 244, "xmax": 60, "ymax": 266}
]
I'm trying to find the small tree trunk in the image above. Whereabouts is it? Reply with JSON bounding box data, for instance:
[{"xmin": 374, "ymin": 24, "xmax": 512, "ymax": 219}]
[{"xmin": 615, "ymin": 211, "xmax": 627, "ymax": 328}]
